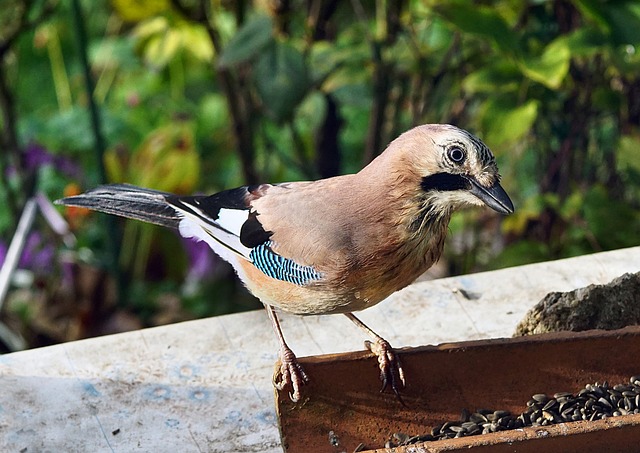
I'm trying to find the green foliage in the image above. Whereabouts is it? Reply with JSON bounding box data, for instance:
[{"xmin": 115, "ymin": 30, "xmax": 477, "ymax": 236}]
[
  {"xmin": 254, "ymin": 41, "xmax": 309, "ymax": 123},
  {"xmin": 217, "ymin": 14, "xmax": 273, "ymax": 68},
  {"xmin": 435, "ymin": 3, "xmax": 519, "ymax": 54},
  {"xmin": 480, "ymin": 97, "xmax": 539, "ymax": 147}
]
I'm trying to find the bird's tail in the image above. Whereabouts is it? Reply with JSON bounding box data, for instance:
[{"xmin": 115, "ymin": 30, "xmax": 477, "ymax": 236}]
[{"xmin": 55, "ymin": 184, "xmax": 181, "ymax": 229}]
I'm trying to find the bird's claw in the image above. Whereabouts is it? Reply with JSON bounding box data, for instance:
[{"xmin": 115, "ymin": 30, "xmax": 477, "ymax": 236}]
[
  {"xmin": 365, "ymin": 338, "xmax": 406, "ymax": 403},
  {"xmin": 273, "ymin": 345, "xmax": 309, "ymax": 402}
]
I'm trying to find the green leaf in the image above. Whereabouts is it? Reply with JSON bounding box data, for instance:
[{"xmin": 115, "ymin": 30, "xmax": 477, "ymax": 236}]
[
  {"xmin": 111, "ymin": 0, "xmax": 170, "ymax": 22},
  {"xmin": 617, "ymin": 135, "xmax": 640, "ymax": 174},
  {"xmin": 462, "ymin": 62, "xmax": 521, "ymax": 94},
  {"xmin": 179, "ymin": 22, "xmax": 214, "ymax": 62},
  {"xmin": 413, "ymin": 17, "xmax": 456, "ymax": 52},
  {"xmin": 143, "ymin": 28, "xmax": 181, "ymax": 68},
  {"xmin": 558, "ymin": 190, "xmax": 584, "ymax": 221},
  {"xmin": 254, "ymin": 42, "xmax": 309, "ymax": 123},
  {"xmin": 556, "ymin": 28, "xmax": 608, "ymax": 57},
  {"xmin": 583, "ymin": 185, "xmax": 640, "ymax": 249},
  {"xmin": 434, "ymin": 3, "xmax": 519, "ymax": 54},
  {"xmin": 491, "ymin": 240, "xmax": 551, "ymax": 269},
  {"xmin": 575, "ymin": 0, "xmax": 640, "ymax": 45},
  {"xmin": 480, "ymin": 97, "xmax": 538, "ymax": 148},
  {"xmin": 518, "ymin": 38, "xmax": 570, "ymax": 89},
  {"xmin": 309, "ymin": 40, "xmax": 370, "ymax": 90},
  {"xmin": 217, "ymin": 15, "xmax": 273, "ymax": 68}
]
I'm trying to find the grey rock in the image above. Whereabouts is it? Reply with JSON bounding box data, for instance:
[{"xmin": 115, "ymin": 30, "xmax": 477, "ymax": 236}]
[{"xmin": 515, "ymin": 272, "xmax": 640, "ymax": 336}]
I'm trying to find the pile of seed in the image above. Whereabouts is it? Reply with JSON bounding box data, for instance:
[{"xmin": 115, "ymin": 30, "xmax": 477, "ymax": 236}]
[{"xmin": 385, "ymin": 375, "xmax": 640, "ymax": 448}]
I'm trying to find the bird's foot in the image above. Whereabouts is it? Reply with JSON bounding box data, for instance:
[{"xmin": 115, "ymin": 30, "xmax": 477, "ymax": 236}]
[
  {"xmin": 365, "ymin": 338, "xmax": 406, "ymax": 403},
  {"xmin": 273, "ymin": 344, "xmax": 309, "ymax": 402}
]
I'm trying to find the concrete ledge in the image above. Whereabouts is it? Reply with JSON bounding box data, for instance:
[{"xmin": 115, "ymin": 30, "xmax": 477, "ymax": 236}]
[{"xmin": 1, "ymin": 247, "xmax": 639, "ymax": 452}]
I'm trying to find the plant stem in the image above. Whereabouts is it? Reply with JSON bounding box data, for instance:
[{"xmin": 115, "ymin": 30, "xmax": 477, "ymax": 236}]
[{"xmin": 70, "ymin": 0, "xmax": 125, "ymax": 302}]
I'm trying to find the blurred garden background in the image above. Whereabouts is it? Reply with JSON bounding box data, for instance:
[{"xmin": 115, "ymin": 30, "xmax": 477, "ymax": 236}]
[{"xmin": 0, "ymin": 0, "xmax": 639, "ymax": 352}]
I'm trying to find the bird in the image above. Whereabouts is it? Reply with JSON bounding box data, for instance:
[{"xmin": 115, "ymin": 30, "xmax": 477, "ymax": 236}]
[{"xmin": 56, "ymin": 124, "xmax": 514, "ymax": 402}]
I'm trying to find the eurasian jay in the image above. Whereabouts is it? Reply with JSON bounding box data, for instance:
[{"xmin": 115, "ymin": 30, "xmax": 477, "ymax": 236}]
[{"xmin": 56, "ymin": 124, "xmax": 514, "ymax": 402}]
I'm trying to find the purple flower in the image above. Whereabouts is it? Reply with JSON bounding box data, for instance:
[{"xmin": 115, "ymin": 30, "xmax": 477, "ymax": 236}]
[
  {"xmin": 0, "ymin": 232, "xmax": 56, "ymax": 275},
  {"xmin": 6, "ymin": 143, "xmax": 81, "ymax": 179},
  {"xmin": 23, "ymin": 142, "xmax": 55, "ymax": 169},
  {"xmin": 20, "ymin": 232, "xmax": 56, "ymax": 274},
  {"xmin": 181, "ymin": 236, "xmax": 219, "ymax": 284}
]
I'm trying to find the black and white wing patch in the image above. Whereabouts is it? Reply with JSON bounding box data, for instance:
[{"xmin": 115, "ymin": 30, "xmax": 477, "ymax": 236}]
[
  {"xmin": 168, "ymin": 186, "xmax": 323, "ymax": 286},
  {"xmin": 167, "ymin": 187, "xmax": 267, "ymax": 262}
]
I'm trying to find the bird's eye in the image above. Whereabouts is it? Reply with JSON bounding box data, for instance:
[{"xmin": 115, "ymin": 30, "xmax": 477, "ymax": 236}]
[{"xmin": 447, "ymin": 146, "xmax": 465, "ymax": 163}]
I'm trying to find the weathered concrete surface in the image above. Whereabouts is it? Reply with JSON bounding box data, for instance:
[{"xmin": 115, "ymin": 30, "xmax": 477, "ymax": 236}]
[{"xmin": 1, "ymin": 247, "xmax": 639, "ymax": 452}]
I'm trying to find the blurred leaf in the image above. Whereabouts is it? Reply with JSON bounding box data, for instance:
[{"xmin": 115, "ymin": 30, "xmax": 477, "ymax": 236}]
[
  {"xmin": 144, "ymin": 28, "xmax": 182, "ymax": 68},
  {"xmin": 434, "ymin": 3, "xmax": 519, "ymax": 54},
  {"xmin": 90, "ymin": 36, "xmax": 138, "ymax": 70},
  {"xmin": 462, "ymin": 62, "xmax": 521, "ymax": 94},
  {"xmin": 592, "ymin": 86, "xmax": 622, "ymax": 112},
  {"xmin": 412, "ymin": 17, "xmax": 456, "ymax": 52},
  {"xmin": 180, "ymin": 23, "xmax": 214, "ymax": 62},
  {"xmin": 254, "ymin": 42, "xmax": 309, "ymax": 123},
  {"xmin": 481, "ymin": 97, "xmax": 538, "ymax": 147},
  {"xmin": 491, "ymin": 240, "xmax": 551, "ymax": 269},
  {"xmin": 111, "ymin": 121, "xmax": 201, "ymax": 194},
  {"xmin": 309, "ymin": 41, "xmax": 346, "ymax": 87},
  {"xmin": 583, "ymin": 185, "xmax": 639, "ymax": 249},
  {"xmin": 331, "ymin": 83, "xmax": 372, "ymax": 108},
  {"xmin": 133, "ymin": 18, "xmax": 214, "ymax": 68},
  {"xmin": 518, "ymin": 38, "xmax": 570, "ymax": 89},
  {"xmin": 111, "ymin": 0, "xmax": 170, "ymax": 22},
  {"xmin": 501, "ymin": 193, "xmax": 549, "ymax": 235},
  {"xmin": 558, "ymin": 190, "xmax": 584, "ymax": 221},
  {"xmin": 617, "ymin": 135, "xmax": 640, "ymax": 174},
  {"xmin": 556, "ymin": 27, "xmax": 608, "ymax": 57},
  {"xmin": 322, "ymin": 65, "xmax": 372, "ymax": 96},
  {"xmin": 295, "ymin": 92, "xmax": 328, "ymax": 135},
  {"xmin": 132, "ymin": 16, "xmax": 168, "ymax": 40},
  {"xmin": 104, "ymin": 146, "xmax": 127, "ymax": 183},
  {"xmin": 198, "ymin": 93, "xmax": 231, "ymax": 134},
  {"xmin": 575, "ymin": 0, "xmax": 640, "ymax": 45},
  {"xmin": 217, "ymin": 14, "xmax": 273, "ymax": 68},
  {"xmin": 41, "ymin": 107, "xmax": 94, "ymax": 150},
  {"xmin": 309, "ymin": 39, "xmax": 370, "ymax": 89},
  {"xmin": 383, "ymin": 36, "xmax": 415, "ymax": 72}
]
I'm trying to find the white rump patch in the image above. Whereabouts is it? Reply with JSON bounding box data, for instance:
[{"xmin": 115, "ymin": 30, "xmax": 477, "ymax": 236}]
[
  {"xmin": 178, "ymin": 217, "xmax": 247, "ymax": 265},
  {"xmin": 172, "ymin": 201, "xmax": 253, "ymax": 263},
  {"xmin": 217, "ymin": 208, "xmax": 250, "ymax": 236}
]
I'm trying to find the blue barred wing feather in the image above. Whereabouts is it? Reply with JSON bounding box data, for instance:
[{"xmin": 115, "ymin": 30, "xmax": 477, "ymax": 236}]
[{"xmin": 250, "ymin": 241, "xmax": 323, "ymax": 286}]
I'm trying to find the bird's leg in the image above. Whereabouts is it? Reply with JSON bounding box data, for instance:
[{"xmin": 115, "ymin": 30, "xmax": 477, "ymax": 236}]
[
  {"xmin": 265, "ymin": 305, "xmax": 309, "ymax": 402},
  {"xmin": 344, "ymin": 313, "xmax": 406, "ymax": 399}
]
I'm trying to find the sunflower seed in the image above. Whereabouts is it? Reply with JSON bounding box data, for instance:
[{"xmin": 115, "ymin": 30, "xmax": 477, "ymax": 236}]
[
  {"xmin": 394, "ymin": 375, "xmax": 640, "ymax": 447},
  {"xmin": 532, "ymin": 393, "xmax": 549, "ymax": 403}
]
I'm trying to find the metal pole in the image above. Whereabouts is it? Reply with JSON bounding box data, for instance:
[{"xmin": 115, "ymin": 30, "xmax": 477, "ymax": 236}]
[{"xmin": 0, "ymin": 197, "xmax": 37, "ymax": 313}]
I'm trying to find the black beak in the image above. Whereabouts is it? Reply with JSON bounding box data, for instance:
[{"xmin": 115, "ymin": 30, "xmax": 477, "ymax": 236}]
[{"xmin": 467, "ymin": 178, "xmax": 514, "ymax": 215}]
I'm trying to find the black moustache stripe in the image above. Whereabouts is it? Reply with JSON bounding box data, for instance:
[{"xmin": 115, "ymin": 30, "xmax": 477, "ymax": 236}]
[{"xmin": 421, "ymin": 173, "xmax": 470, "ymax": 192}]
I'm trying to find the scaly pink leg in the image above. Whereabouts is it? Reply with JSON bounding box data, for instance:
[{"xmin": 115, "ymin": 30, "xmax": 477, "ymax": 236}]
[
  {"xmin": 344, "ymin": 312, "xmax": 406, "ymax": 402},
  {"xmin": 266, "ymin": 305, "xmax": 309, "ymax": 402}
]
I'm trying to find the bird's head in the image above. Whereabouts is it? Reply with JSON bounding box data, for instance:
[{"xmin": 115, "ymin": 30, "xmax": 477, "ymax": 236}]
[{"xmin": 385, "ymin": 124, "xmax": 514, "ymax": 217}]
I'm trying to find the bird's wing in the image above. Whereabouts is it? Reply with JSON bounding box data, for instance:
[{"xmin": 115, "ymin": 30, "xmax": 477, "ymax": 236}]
[
  {"xmin": 168, "ymin": 184, "xmax": 325, "ymax": 286},
  {"xmin": 57, "ymin": 183, "xmax": 325, "ymax": 286}
]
